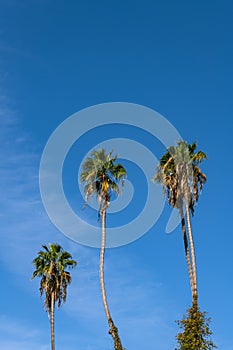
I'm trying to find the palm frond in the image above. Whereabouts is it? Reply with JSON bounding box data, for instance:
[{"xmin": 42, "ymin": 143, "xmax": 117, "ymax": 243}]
[
  {"xmin": 80, "ymin": 148, "xmax": 127, "ymax": 214},
  {"xmin": 31, "ymin": 244, "xmax": 77, "ymax": 312},
  {"xmin": 154, "ymin": 141, "xmax": 207, "ymax": 211}
]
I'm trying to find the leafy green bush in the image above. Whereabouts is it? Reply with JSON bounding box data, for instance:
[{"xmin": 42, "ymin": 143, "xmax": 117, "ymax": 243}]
[{"xmin": 175, "ymin": 301, "xmax": 217, "ymax": 350}]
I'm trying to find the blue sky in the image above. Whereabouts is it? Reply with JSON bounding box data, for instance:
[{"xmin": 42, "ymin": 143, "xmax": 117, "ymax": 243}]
[{"xmin": 0, "ymin": 1, "xmax": 233, "ymax": 349}]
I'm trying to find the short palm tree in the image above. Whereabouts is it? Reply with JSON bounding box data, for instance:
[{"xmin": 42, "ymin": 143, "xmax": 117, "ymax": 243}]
[
  {"xmin": 154, "ymin": 141, "xmax": 207, "ymax": 303},
  {"xmin": 31, "ymin": 244, "xmax": 77, "ymax": 350},
  {"xmin": 80, "ymin": 148, "xmax": 126, "ymax": 350}
]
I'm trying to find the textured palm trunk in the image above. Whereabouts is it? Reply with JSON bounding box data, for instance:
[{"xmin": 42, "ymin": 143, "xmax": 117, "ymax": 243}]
[
  {"xmin": 50, "ymin": 292, "xmax": 55, "ymax": 350},
  {"xmin": 185, "ymin": 201, "xmax": 198, "ymax": 302},
  {"xmin": 179, "ymin": 206, "xmax": 195, "ymax": 302},
  {"xmin": 100, "ymin": 210, "xmax": 124, "ymax": 350}
]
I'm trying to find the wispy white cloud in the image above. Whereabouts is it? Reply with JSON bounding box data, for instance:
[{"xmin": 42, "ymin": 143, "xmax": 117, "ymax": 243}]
[
  {"xmin": 0, "ymin": 108, "xmax": 60, "ymax": 276},
  {"xmin": 0, "ymin": 314, "xmax": 40, "ymax": 339},
  {"xmin": 0, "ymin": 107, "xmax": 97, "ymax": 277},
  {"xmin": 0, "ymin": 314, "xmax": 49, "ymax": 350},
  {"xmin": 0, "ymin": 340, "xmax": 49, "ymax": 350}
]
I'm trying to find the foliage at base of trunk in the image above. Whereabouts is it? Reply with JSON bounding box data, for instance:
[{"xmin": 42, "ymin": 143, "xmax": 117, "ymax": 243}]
[
  {"xmin": 108, "ymin": 318, "xmax": 126, "ymax": 350},
  {"xmin": 175, "ymin": 301, "xmax": 217, "ymax": 350}
]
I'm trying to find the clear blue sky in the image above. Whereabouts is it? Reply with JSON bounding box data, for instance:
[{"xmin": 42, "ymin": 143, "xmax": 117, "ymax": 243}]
[{"xmin": 0, "ymin": 1, "xmax": 232, "ymax": 349}]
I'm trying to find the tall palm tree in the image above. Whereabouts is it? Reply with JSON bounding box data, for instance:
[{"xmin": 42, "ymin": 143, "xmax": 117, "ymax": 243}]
[
  {"xmin": 80, "ymin": 148, "xmax": 126, "ymax": 350},
  {"xmin": 154, "ymin": 141, "xmax": 206, "ymax": 303},
  {"xmin": 31, "ymin": 244, "xmax": 77, "ymax": 350}
]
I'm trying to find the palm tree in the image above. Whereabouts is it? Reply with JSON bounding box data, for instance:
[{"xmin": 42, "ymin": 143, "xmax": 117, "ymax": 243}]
[
  {"xmin": 31, "ymin": 244, "xmax": 77, "ymax": 350},
  {"xmin": 154, "ymin": 141, "xmax": 207, "ymax": 303},
  {"xmin": 80, "ymin": 148, "xmax": 126, "ymax": 350}
]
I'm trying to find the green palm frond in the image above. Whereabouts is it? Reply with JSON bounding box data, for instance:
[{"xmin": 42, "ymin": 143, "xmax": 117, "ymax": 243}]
[
  {"xmin": 154, "ymin": 141, "xmax": 207, "ymax": 212},
  {"xmin": 31, "ymin": 244, "xmax": 77, "ymax": 314},
  {"xmin": 80, "ymin": 148, "xmax": 127, "ymax": 214}
]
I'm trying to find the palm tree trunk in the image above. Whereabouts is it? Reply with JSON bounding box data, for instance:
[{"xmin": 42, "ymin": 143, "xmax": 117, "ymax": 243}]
[
  {"xmin": 179, "ymin": 206, "xmax": 195, "ymax": 302},
  {"xmin": 185, "ymin": 201, "xmax": 198, "ymax": 302},
  {"xmin": 100, "ymin": 210, "xmax": 124, "ymax": 350},
  {"xmin": 50, "ymin": 292, "xmax": 55, "ymax": 350}
]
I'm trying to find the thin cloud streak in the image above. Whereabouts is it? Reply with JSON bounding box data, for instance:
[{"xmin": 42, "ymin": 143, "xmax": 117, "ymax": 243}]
[
  {"xmin": 0, "ymin": 112, "xmax": 57, "ymax": 275},
  {"xmin": 0, "ymin": 314, "xmax": 41, "ymax": 339},
  {"xmin": 0, "ymin": 112, "xmax": 97, "ymax": 275},
  {"xmin": 0, "ymin": 314, "xmax": 49, "ymax": 350}
]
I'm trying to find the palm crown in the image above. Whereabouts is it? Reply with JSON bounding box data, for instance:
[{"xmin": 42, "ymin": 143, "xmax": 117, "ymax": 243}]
[
  {"xmin": 32, "ymin": 244, "xmax": 77, "ymax": 314},
  {"xmin": 154, "ymin": 141, "xmax": 207, "ymax": 213},
  {"xmin": 80, "ymin": 148, "xmax": 126, "ymax": 215}
]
